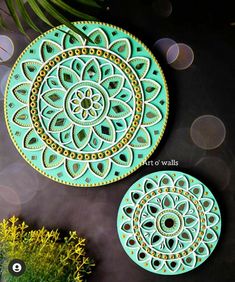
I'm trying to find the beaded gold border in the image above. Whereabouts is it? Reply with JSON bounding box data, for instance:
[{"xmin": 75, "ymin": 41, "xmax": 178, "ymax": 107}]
[
  {"xmin": 30, "ymin": 46, "xmax": 143, "ymax": 160},
  {"xmin": 130, "ymin": 186, "xmax": 207, "ymax": 260},
  {"xmin": 4, "ymin": 21, "xmax": 169, "ymax": 187}
]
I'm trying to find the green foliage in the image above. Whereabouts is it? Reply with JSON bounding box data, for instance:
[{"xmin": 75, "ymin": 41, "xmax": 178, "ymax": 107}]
[
  {"xmin": 1, "ymin": 0, "xmax": 102, "ymax": 40},
  {"xmin": 0, "ymin": 216, "xmax": 95, "ymax": 282}
]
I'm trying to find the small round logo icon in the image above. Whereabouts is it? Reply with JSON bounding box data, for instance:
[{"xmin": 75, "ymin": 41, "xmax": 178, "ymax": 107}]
[{"xmin": 8, "ymin": 259, "xmax": 26, "ymax": 277}]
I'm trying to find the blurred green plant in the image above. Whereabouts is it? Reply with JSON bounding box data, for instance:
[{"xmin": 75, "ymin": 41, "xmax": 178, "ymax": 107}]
[
  {"xmin": 0, "ymin": 216, "xmax": 95, "ymax": 282},
  {"xmin": 0, "ymin": 0, "xmax": 102, "ymax": 40}
]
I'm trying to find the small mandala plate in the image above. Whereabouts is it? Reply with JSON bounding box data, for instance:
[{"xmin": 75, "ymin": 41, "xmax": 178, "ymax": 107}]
[
  {"xmin": 117, "ymin": 171, "xmax": 221, "ymax": 274},
  {"xmin": 4, "ymin": 22, "xmax": 168, "ymax": 187}
]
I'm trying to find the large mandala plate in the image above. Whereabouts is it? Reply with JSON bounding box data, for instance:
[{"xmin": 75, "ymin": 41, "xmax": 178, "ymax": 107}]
[
  {"xmin": 117, "ymin": 171, "xmax": 221, "ymax": 274},
  {"xmin": 4, "ymin": 22, "xmax": 168, "ymax": 187}
]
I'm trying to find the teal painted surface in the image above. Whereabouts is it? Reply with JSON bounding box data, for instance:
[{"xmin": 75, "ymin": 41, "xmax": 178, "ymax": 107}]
[
  {"xmin": 5, "ymin": 22, "xmax": 168, "ymax": 186},
  {"xmin": 117, "ymin": 170, "xmax": 221, "ymax": 275}
]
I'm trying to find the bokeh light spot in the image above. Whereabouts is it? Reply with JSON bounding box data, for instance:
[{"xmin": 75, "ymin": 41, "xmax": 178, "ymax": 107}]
[
  {"xmin": 152, "ymin": 0, "xmax": 173, "ymax": 18},
  {"xmin": 167, "ymin": 43, "xmax": 194, "ymax": 70},
  {"xmin": 153, "ymin": 38, "xmax": 177, "ymax": 58},
  {"xmin": 0, "ymin": 35, "xmax": 14, "ymax": 62},
  {"xmin": 190, "ymin": 115, "xmax": 226, "ymax": 150}
]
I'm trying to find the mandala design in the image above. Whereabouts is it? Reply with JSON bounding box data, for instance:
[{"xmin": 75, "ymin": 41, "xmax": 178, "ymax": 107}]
[
  {"xmin": 4, "ymin": 22, "xmax": 168, "ymax": 186},
  {"xmin": 117, "ymin": 171, "xmax": 221, "ymax": 275}
]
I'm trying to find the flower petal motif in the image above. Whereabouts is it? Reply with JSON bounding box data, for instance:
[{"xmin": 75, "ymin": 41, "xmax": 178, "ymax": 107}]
[
  {"xmin": 183, "ymin": 253, "xmax": 197, "ymax": 268},
  {"xmin": 121, "ymin": 220, "xmax": 132, "ymax": 233},
  {"xmin": 143, "ymin": 178, "xmax": 158, "ymax": 192},
  {"xmin": 123, "ymin": 205, "xmax": 134, "ymax": 218},
  {"xmin": 111, "ymin": 146, "xmax": 133, "ymax": 167},
  {"xmin": 60, "ymin": 127, "xmax": 72, "ymax": 145},
  {"xmin": 42, "ymin": 89, "xmax": 66, "ymax": 109},
  {"xmin": 162, "ymin": 194, "xmax": 175, "ymax": 209},
  {"xmin": 158, "ymin": 174, "xmax": 174, "ymax": 187},
  {"xmin": 126, "ymin": 236, "xmax": 138, "ymax": 247},
  {"xmin": 141, "ymin": 79, "xmax": 161, "ymax": 101},
  {"xmin": 71, "ymin": 100, "xmax": 81, "ymax": 113},
  {"xmin": 23, "ymin": 129, "xmax": 44, "ymax": 150},
  {"xmin": 166, "ymin": 260, "xmax": 181, "ymax": 272},
  {"xmin": 86, "ymin": 28, "xmax": 109, "ymax": 48},
  {"xmin": 47, "ymin": 76, "xmax": 60, "ymax": 88},
  {"xmin": 174, "ymin": 176, "xmax": 189, "ymax": 190},
  {"xmin": 151, "ymin": 258, "xmax": 164, "ymax": 271},
  {"xmin": 93, "ymin": 117, "xmax": 115, "ymax": 143},
  {"xmin": 108, "ymin": 98, "xmax": 132, "ymax": 119},
  {"xmin": 92, "ymin": 93, "xmax": 101, "ymax": 102},
  {"xmin": 204, "ymin": 228, "xmax": 218, "ymax": 243},
  {"xmin": 113, "ymin": 119, "xmax": 127, "ymax": 132},
  {"xmin": 114, "ymin": 88, "xmax": 133, "ymax": 102},
  {"xmin": 100, "ymin": 63, "xmax": 114, "ymax": 79},
  {"xmin": 129, "ymin": 57, "xmax": 150, "ymax": 79},
  {"xmin": 175, "ymin": 200, "xmax": 189, "ymax": 215},
  {"xmin": 165, "ymin": 238, "xmax": 178, "ymax": 252},
  {"xmin": 40, "ymin": 40, "xmax": 62, "ymax": 61},
  {"xmin": 141, "ymin": 218, "xmax": 155, "ymax": 231},
  {"xmin": 65, "ymin": 159, "xmax": 87, "ymax": 179},
  {"xmin": 142, "ymin": 103, "xmax": 162, "ymax": 126},
  {"xmin": 101, "ymin": 75, "xmax": 124, "ymax": 97},
  {"xmin": 178, "ymin": 229, "xmax": 193, "ymax": 242},
  {"xmin": 195, "ymin": 242, "xmax": 209, "ymax": 257},
  {"xmin": 12, "ymin": 83, "xmax": 31, "ymax": 104},
  {"xmin": 42, "ymin": 106, "xmax": 58, "ymax": 120},
  {"xmin": 89, "ymin": 159, "xmax": 111, "ymax": 178},
  {"xmin": 137, "ymin": 249, "xmax": 148, "ymax": 261},
  {"xmin": 74, "ymin": 106, "xmax": 81, "ymax": 114},
  {"xmin": 189, "ymin": 184, "xmax": 204, "ymax": 199},
  {"xmin": 151, "ymin": 231, "xmax": 164, "ymax": 246},
  {"xmin": 109, "ymin": 38, "xmax": 131, "ymax": 60},
  {"xmin": 49, "ymin": 111, "xmax": 72, "ymax": 132},
  {"xmin": 200, "ymin": 198, "xmax": 214, "ymax": 213},
  {"xmin": 77, "ymin": 89, "xmax": 84, "ymax": 99},
  {"xmin": 207, "ymin": 213, "xmax": 219, "ymax": 227},
  {"xmin": 22, "ymin": 60, "xmax": 42, "ymax": 81},
  {"xmin": 89, "ymin": 132, "xmax": 103, "ymax": 150},
  {"xmin": 130, "ymin": 191, "xmax": 144, "ymax": 204},
  {"xmin": 72, "ymin": 125, "xmax": 92, "ymax": 149},
  {"xmin": 129, "ymin": 127, "xmax": 151, "ymax": 149},
  {"xmin": 58, "ymin": 66, "xmax": 80, "ymax": 89},
  {"xmin": 63, "ymin": 31, "xmax": 84, "ymax": 49},
  {"xmin": 90, "ymin": 106, "xmax": 99, "ymax": 116},
  {"xmin": 42, "ymin": 147, "xmax": 64, "ymax": 169},
  {"xmin": 184, "ymin": 215, "xmax": 198, "ymax": 228},
  {"xmin": 89, "ymin": 108, "xmax": 98, "ymax": 117},
  {"xmin": 13, "ymin": 106, "xmax": 31, "ymax": 127},
  {"xmin": 82, "ymin": 58, "xmax": 101, "ymax": 82},
  {"xmin": 147, "ymin": 204, "xmax": 161, "ymax": 217},
  {"xmin": 71, "ymin": 58, "xmax": 85, "ymax": 74}
]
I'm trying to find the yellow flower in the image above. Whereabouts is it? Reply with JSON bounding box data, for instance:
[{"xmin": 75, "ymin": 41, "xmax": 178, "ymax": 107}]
[{"xmin": 0, "ymin": 216, "xmax": 94, "ymax": 282}]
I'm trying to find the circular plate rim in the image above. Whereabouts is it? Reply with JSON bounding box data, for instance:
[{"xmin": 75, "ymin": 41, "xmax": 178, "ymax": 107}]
[
  {"xmin": 4, "ymin": 21, "xmax": 169, "ymax": 187},
  {"xmin": 117, "ymin": 170, "xmax": 222, "ymax": 275}
]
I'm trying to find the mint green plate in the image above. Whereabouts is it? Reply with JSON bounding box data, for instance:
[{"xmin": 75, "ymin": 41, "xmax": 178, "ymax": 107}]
[
  {"xmin": 117, "ymin": 171, "xmax": 221, "ymax": 274},
  {"xmin": 4, "ymin": 22, "xmax": 168, "ymax": 187}
]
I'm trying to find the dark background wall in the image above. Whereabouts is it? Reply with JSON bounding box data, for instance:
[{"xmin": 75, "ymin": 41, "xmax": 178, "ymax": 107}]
[{"xmin": 0, "ymin": 0, "xmax": 235, "ymax": 281}]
